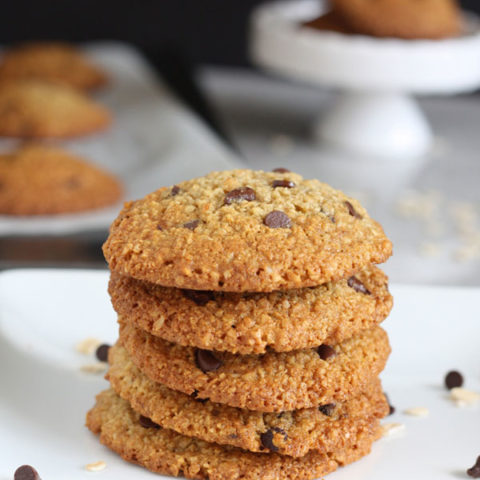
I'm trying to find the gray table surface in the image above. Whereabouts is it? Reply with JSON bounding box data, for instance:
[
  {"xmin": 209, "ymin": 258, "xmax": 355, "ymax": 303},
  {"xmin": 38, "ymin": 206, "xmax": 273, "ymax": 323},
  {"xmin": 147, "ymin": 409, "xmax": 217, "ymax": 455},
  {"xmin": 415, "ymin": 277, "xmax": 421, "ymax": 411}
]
[{"xmin": 199, "ymin": 67, "xmax": 480, "ymax": 286}]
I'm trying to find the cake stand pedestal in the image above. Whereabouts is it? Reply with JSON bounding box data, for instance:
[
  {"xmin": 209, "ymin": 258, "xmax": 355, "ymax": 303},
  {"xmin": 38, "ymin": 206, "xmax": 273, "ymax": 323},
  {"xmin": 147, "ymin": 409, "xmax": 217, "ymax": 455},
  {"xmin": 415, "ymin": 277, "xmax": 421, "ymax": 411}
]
[{"xmin": 250, "ymin": 0, "xmax": 480, "ymax": 158}]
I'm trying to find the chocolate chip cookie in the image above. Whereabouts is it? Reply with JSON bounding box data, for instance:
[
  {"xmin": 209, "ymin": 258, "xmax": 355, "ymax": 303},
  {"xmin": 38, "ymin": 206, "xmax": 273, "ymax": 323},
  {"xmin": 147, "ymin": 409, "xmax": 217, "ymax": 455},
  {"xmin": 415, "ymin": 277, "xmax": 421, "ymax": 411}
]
[
  {"xmin": 109, "ymin": 266, "xmax": 392, "ymax": 354},
  {"xmin": 103, "ymin": 169, "xmax": 392, "ymax": 292}
]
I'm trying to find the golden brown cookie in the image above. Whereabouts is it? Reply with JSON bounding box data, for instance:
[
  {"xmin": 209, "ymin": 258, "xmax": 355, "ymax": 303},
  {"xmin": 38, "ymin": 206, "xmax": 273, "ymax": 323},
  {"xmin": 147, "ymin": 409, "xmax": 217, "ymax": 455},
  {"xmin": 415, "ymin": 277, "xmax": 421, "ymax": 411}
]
[
  {"xmin": 0, "ymin": 42, "xmax": 108, "ymax": 90},
  {"xmin": 108, "ymin": 344, "xmax": 389, "ymax": 457},
  {"xmin": 331, "ymin": 0, "xmax": 461, "ymax": 39},
  {"xmin": 303, "ymin": 11, "xmax": 353, "ymax": 34},
  {"xmin": 0, "ymin": 145, "xmax": 122, "ymax": 215},
  {"xmin": 0, "ymin": 80, "xmax": 111, "ymax": 138},
  {"xmin": 103, "ymin": 169, "xmax": 392, "ymax": 292},
  {"xmin": 86, "ymin": 389, "xmax": 381, "ymax": 480},
  {"xmin": 109, "ymin": 266, "xmax": 392, "ymax": 354},
  {"xmin": 118, "ymin": 321, "xmax": 390, "ymax": 412}
]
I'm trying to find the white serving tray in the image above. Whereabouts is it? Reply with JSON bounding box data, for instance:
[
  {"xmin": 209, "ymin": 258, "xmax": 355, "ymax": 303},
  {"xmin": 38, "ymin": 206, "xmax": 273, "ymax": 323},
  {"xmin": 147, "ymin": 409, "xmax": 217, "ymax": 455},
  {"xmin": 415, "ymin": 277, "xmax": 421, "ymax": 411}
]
[
  {"xmin": 0, "ymin": 269, "xmax": 479, "ymax": 479},
  {"xmin": 0, "ymin": 43, "xmax": 240, "ymax": 236}
]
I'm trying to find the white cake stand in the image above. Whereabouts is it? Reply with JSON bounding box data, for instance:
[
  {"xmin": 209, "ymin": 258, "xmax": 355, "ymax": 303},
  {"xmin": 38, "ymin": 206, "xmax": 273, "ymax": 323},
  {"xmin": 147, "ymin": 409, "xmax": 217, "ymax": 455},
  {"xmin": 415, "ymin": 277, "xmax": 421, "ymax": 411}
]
[{"xmin": 250, "ymin": 0, "xmax": 480, "ymax": 158}]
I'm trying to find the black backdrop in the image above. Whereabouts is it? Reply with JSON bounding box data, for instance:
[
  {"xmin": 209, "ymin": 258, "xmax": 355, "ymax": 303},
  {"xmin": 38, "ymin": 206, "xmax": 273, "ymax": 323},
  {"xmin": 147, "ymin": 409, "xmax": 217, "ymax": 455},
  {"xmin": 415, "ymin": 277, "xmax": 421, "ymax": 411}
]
[{"xmin": 1, "ymin": 0, "xmax": 478, "ymax": 66}]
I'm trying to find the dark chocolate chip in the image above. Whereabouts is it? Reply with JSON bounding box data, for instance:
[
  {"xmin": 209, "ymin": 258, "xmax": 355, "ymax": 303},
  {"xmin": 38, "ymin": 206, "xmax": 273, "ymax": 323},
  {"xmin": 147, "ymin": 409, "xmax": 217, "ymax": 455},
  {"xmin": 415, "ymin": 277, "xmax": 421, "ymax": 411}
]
[
  {"xmin": 184, "ymin": 220, "xmax": 200, "ymax": 230},
  {"xmin": 260, "ymin": 427, "xmax": 287, "ymax": 452},
  {"xmin": 347, "ymin": 276, "xmax": 371, "ymax": 295},
  {"xmin": 229, "ymin": 433, "xmax": 239, "ymax": 439},
  {"xmin": 317, "ymin": 344, "xmax": 337, "ymax": 361},
  {"xmin": 467, "ymin": 456, "xmax": 480, "ymax": 478},
  {"xmin": 264, "ymin": 210, "xmax": 292, "ymax": 228},
  {"xmin": 224, "ymin": 187, "xmax": 256, "ymax": 205},
  {"xmin": 384, "ymin": 392, "xmax": 395, "ymax": 415},
  {"xmin": 191, "ymin": 389, "xmax": 209, "ymax": 403},
  {"xmin": 182, "ymin": 289, "xmax": 214, "ymax": 306},
  {"xmin": 345, "ymin": 201, "xmax": 362, "ymax": 219},
  {"xmin": 445, "ymin": 370, "xmax": 464, "ymax": 390},
  {"xmin": 272, "ymin": 167, "xmax": 290, "ymax": 173},
  {"xmin": 195, "ymin": 349, "xmax": 223, "ymax": 373},
  {"xmin": 156, "ymin": 224, "xmax": 163, "ymax": 230},
  {"xmin": 318, "ymin": 403, "xmax": 336, "ymax": 416},
  {"xmin": 14, "ymin": 465, "xmax": 41, "ymax": 480},
  {"xmin": 95, "ymin": 344, "xmax": 111, "ymax": 362},
  {"xmin": 139, "ymin": 415, "xmax": 161, "ymax": 429},
  {"xmin": 171, "ymin": 185, "xmax": 180, "ymax": 196},
  {"xmin": 273, "ymin": 180, "xmax": 295, "ymax": 188}
]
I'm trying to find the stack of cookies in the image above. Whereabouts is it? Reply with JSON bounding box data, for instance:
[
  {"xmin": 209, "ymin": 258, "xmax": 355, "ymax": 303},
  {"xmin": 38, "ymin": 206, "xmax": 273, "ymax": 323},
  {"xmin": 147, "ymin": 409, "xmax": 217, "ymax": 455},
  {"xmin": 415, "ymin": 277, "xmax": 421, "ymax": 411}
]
[{"xmin": 87, "ymin": 169, "xmax": 394, "ymax": 480}]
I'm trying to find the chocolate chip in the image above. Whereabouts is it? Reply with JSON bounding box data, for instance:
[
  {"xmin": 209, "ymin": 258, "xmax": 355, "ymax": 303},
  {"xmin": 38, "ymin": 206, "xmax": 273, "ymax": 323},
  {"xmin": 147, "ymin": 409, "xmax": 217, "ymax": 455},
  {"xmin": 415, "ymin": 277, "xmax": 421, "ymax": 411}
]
[
  {"xmin": 139, "ymin": 415, "xmax": 161, "ymax": 429},
  {"xmin": 445, "ymin": 370, "xmax": 464, "ymax": 390},
  {"xmin": 95, "ymin": 344, "xmax": 111, "ymax": 362},
  {"xmin": 264, "ymin": 210, "xmax": 292, "ymax": 228},
  {"xmin": 229, "ymin": 433, "xmax": 239, "ymax": 439},
  {"xmin": 224, "ymin": 187, "xmax": 256, "ymax": 205},
  {"xmin": 14, "ymin": 465, "xmax": 41, "ymax": 480},
  {"xmin": 171, "ymin": 185, "xmax": 180, "ymax": 196},
  {"xmin": 195, "ymin": 349, "xmax": 223, "ymax": 373},
  {"xmin": 184, "ymin": 220, "xmax": 200, "ymax": 230},
  {"xmin": 347, "ymin": 276, "xmax": 371, "ymax": 295},
  {"xmin": 272, "ymin": 167, "xmax": 290, "ymax": 173},
  {"xmin": 384, "ymin": 392, "xmax": 395, "ymax": 415},
  {"xmin": 345, "ymin": 201, "xmax": 362, "ymax": 219},
  {"xmin": 191, "ymin": 389, "xmax": 209, "ymax": 403},
  {"xmin": 317, "ymin": 344, "xmax": 337, "ymax": 360},
  {"xmin": 182, "ymin": 289, "xmax": 214, "ymax": 306},
  {"xmin": 318, "ymin": 403, "xmax": 336, "ymax": 416},
  {"xmin": 273, "ymin": 180, "xmax": 295, "ymax": 188},
  {"xmin": 260, "ymin": 427, "xmax": 287, "ymax": 452},
  {"xmin": 156, "ymin": 224, "xmax": 163, "ymax": 230},
  {"xmin": 467, "ymin": 456, "xmax": 480, "ymax": 478}
]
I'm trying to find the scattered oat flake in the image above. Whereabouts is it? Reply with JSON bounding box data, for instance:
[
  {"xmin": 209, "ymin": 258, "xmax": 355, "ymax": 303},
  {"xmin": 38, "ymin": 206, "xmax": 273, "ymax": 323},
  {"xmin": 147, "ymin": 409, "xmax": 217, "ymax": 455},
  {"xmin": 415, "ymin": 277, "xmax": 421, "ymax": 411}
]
[
  {"xmin": 80, "ymin": 362, "xmax": 107, "ymax": 374},
  {"xmin": 85, "ymin": 461, "xmax": 106, "ymax": 472},
  {"xmin": 450, "ymin": 387, "xmax": 480, "ymax": 407},
  {"xmin": 404, "ymin": 407, "xmax": 429, "ymax": 417},
  {"xmin": 381, "ymin": 422, "xmax": 405, "ymax": 437},
  {"xmin": 76, "ymin": 337, "xmax": 102, "ymax": 355}
]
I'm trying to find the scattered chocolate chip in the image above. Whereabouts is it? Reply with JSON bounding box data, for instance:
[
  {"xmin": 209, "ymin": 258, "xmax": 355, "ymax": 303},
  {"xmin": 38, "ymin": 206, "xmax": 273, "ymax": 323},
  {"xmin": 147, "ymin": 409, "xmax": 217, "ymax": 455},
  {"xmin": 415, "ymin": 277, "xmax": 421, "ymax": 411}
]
[
  {"xmin": 191, "ymin": 389, "xmax": 209, "ymax": 403},
  {"xmin": 445, "ymin": 370, "xmax": 464, "ymax": 390},
  {"xmin": 345, "ymin": 201, "xmax": 362, "ymax": 219},
  {"xmin": 273, "ymin": 180, "xmax": 295, "ymax": 188},
  {"xmin": 318, "ymin": 403, "xmax": 336, "ymax": 416},
  {"xmin": 260, "ymin": 427, "xmax": 287, "ymax": 452},
  {"xmin": 317, "ymin": 344, "xmax": 337, "ymax": 361},
  {"xmin": 139, "ymin": 415, "xmax": 161, "ymax": 429},
  {"xmin": 347, "ymin": 276, "xmax": 371, "ymax": 295},
  {"xmin": 264, "ymin": 210, "xmax": 292, "ymax": 228},
  {"xmin": 195, "ymin": 349, "xmax": 223, "ymax": 373},
  {"xmin": 171, "ymin": 185, "xmax": 180, "ymax": 196},
  {"xmin": 184, "ymin": 220, "xmax": 200, "ymax": 230},
  {"xmin": 272, "ymin": 167, "xmax": 290, "ymax": 173},
  {"xmin": 182, "ymin": 289, "xmax": 214, "ymax": 306},
  {"xmin": 467, "ymin": 456, "xmax": 480, "ymax": 478},
  {"xmin": 224, "ymin": 187, "xmax": 256, "ymax": 205},
  {"xmin": 14, "ymin": 465, "xmax": 41, "ymax": 480},
  {"xmin": 384, "ymin": 392, "xmax": 395, "ymax": 415},
  {"xmin": 95, "ymin": 344, "xmax": 111, "ymax": 362}
]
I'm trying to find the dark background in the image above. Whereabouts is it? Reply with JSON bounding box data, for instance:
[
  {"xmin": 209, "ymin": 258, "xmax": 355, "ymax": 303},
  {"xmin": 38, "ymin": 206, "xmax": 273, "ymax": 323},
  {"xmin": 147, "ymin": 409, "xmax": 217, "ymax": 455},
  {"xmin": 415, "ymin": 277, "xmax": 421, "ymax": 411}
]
[{"xmin": 1, "ymin": 0, "xmax": 479, "ymax": 67}]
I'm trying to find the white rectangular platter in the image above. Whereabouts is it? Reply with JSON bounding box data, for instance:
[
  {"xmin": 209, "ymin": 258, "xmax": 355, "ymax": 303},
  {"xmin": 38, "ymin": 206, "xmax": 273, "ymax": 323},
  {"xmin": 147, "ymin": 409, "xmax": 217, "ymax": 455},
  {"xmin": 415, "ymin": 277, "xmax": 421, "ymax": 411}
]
[{"xmin": 0, "ymin": 269, "xmax": 479, "ymax": 479}]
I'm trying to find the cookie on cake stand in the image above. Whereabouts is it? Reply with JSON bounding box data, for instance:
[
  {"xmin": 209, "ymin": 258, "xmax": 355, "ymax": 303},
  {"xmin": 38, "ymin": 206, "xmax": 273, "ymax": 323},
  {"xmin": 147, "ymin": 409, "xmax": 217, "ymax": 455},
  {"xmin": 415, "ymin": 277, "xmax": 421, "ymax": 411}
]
[{"xmin": 250, "ymin": 0, "xmax": 480, "ymax": 158}]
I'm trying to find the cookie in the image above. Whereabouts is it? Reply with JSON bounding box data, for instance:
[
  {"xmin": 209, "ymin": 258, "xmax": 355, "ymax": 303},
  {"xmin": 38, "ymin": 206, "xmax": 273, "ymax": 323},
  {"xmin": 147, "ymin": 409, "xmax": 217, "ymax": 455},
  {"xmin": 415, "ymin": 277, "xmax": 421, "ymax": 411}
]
[
  {"xmin": 303, "ymin": 11, "xmax": 353, "ymax": 34},
  {"xmin": 0, "ymin": 145, "xmax": 122, "ymax": 215},
  {"xmin": 0, "ymin": 80, "xmax": 111, "ymax": 138},
  {"xmin": 103, "ymin": 169, "xmax": 392, "ymax": 292},
  {"xmin": 118, "ymin": 321, "xmax": 390, "ymax": 412},
  {"xmin": 331, "ymin": 0, "xmax": 461, "ymax": 39},
  {"xmin": 108, "ymin": 344, "xmax": 389, "ymax": 457},
  {"xmin": 109, "ymin": 266, "xmax": 392, "ymax": 354},
  {"xmin": 86, "ymin": 389, "xmax": 381, "ymax": 480},
  {"xmin": 0, "ymin": 42, "xmax": 108, "ymax": 91}
]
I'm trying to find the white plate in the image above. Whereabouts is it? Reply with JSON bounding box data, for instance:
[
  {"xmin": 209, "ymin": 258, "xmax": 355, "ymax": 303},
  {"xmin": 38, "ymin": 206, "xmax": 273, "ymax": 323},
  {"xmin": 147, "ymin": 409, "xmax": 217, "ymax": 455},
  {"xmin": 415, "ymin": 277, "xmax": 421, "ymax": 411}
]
[{"xmin": 0, "ymin": 269, "xmax": 479, "ymax": 479}]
